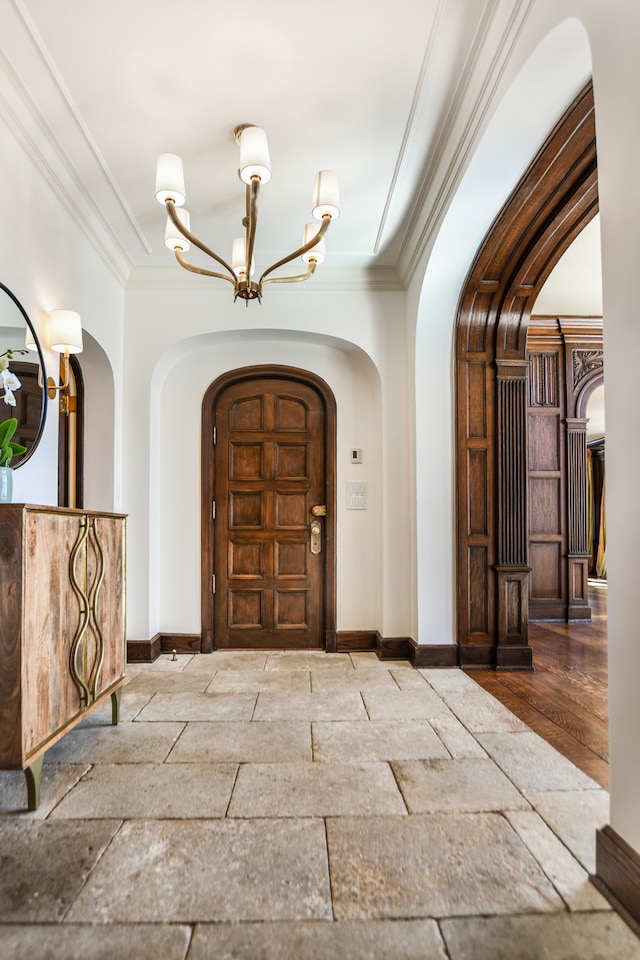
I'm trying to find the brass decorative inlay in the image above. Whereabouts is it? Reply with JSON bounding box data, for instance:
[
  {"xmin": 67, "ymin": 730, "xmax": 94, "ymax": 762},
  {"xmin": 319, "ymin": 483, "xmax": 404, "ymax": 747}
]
[
  {"xmin": 69, "ymin": 516, "xmax": 106, "ymax": 707},
  {"xmin": 69, "ymin": 517, "xmax": 91, "ymax": 706}
]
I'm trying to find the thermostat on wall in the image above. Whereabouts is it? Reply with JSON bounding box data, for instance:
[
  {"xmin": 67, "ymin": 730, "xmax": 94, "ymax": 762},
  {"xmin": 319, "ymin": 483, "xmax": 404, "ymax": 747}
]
[{"xmin": 350, "ymin": 448, "xmax": 363, "ymax": 464}]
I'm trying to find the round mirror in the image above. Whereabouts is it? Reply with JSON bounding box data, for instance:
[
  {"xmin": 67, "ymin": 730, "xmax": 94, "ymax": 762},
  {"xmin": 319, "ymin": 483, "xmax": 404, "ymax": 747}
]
[{"xmin": 0, "ymin": 282, "xmax": 47, "ymax": 467}]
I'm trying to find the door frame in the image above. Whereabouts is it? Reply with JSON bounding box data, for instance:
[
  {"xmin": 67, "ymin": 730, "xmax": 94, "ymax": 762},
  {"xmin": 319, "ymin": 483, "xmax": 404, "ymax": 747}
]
[
  {"xmin": 201, "ymin": 364, "xmax": 337, "ymax": 653},
  {"xmin": 455, "ymin": 81, "xmax": 598, "ymax": 668}
]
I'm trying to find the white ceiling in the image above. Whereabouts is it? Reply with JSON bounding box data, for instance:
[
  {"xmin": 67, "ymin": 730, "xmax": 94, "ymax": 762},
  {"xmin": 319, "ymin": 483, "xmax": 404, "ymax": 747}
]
[
  {"xmin": 2, "ymin": 0, "xmax": 533, "ymax": 285},
  {"xmin": 1, "ymin": 1, "xmax": 600, "ymax": 293}
]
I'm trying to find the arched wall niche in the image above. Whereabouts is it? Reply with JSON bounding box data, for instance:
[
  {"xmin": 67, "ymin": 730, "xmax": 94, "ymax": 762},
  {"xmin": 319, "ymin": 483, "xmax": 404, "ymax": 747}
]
[{"xmin": 455, "ymin": 81, "xmax": 598, "ymax": 669}]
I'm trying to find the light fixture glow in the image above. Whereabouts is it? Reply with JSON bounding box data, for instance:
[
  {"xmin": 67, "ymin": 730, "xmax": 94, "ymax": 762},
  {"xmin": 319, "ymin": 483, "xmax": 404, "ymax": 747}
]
[{"xmin": 155, "ymin": 126, "xmax": 339, "ymax": 303}]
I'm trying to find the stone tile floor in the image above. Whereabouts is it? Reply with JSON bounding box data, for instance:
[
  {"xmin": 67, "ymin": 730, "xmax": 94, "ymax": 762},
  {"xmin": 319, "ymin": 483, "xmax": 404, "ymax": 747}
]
[{"xmin": 0, "ymin": 650, "xmax": 638, "ymax": 959}]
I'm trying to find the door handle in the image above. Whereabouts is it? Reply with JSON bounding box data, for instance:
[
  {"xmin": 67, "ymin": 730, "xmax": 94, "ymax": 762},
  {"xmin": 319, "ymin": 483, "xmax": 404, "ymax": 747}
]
[{"xmin": 310, "ymin": 520, "xmax": 322, "ymax": 554}]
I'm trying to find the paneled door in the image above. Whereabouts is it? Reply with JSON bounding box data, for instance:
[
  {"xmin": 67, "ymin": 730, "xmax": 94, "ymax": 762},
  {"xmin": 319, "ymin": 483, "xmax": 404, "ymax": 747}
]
[{"xmin": 212, "ymin": 376, "xmax": 327, "ymax": 649}]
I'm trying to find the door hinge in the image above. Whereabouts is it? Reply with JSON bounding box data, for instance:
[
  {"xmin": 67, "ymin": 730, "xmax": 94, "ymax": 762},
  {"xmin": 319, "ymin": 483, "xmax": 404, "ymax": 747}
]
[
  {"xmin": 212, "ymin": 500, "xmax": 216, "ymax": 520},
  {"xmin": 212, "ymin": 426, "xmax": 217, "ymax": 445},
  {"xmin": 212, "ymin": 574, "xmax": 216, "ymax": 594}
]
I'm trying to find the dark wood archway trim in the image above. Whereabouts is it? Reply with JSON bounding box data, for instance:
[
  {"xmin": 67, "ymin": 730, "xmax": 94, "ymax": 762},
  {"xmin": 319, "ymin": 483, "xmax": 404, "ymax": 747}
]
[
  {"xmin": 201, "ymin": 364, "xmax": 337, "ymax": 654},
  {"xmin": 455, "ymin": 82, "xmax": 598, "ymax": 669}
]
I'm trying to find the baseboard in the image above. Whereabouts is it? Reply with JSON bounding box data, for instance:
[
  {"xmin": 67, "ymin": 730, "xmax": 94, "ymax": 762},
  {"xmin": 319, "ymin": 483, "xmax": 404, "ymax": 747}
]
[
  {"xmin": 411, "ymin": 641, "xmax": 459, "ymax": 668},
  {"xmin": 459, "ymin": 643, "xmax": 496, "ymax": 668},
  {"xmin": 376, "ymin": 634, "xmax": 412, "ymax": 660},
  {"xmin": 336, "ymin": 631, "xmax": 377, "ymax": 652},
  {"xmin": 593, "ymin": 825, "xmax": 640, "ymax": 937},
  {"xmin": 126, "ymin": 633, "xmax": 201, "ymax": 663},
  {"xmin": 126, "ymin": 636, "xmax": 161, "ymax": 663}
]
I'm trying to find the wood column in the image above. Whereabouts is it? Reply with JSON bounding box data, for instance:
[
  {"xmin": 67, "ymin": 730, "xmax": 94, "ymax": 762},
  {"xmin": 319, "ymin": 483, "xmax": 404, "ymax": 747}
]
[
  {"xmin": 495, "ymin": 360, "xmax": 532, "ymax": 669},
  {"xmin": 566, "ymin": 417, "xmax": 591, "ymax": 618}
]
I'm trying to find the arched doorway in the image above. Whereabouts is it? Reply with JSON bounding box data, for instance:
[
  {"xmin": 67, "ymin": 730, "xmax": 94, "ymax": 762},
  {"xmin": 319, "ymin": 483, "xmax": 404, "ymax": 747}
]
[
  {"xmin": 455, "ymin": 82, "xmax": 598, "ymax": 669},
  {"xmin": 201, "ymin": 364, "xmax": 337, "ymax": 653}
]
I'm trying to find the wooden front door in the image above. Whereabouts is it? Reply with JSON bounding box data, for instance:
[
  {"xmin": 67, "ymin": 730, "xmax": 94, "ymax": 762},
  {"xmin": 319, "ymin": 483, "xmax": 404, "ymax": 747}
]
[{"xmin": 208, "ymin": 372, "xmax": 331, "ymax": 650}]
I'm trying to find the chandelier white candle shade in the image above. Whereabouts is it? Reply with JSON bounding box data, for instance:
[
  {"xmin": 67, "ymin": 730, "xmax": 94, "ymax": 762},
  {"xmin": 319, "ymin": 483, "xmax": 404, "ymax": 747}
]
[
  {"xmin": 312, "ymin": 170, "xmax": 340, "ymax": 220},
  {"xmin": 237, "ymin": 125, "xmax": 271, "ymax": 184},
  {"xmin": 302, "ymin": 223, "xmax": 326, "ymax": 264},
  {"xmin": 165, "ymin": 208, "xmax": 191, "ymax": 252},
  {"xmin": 48, "ymin": 310, "xmax": 83, "ymax": 355},
  {"xmin": 155, "ymin": 153, "xmax": 186, "ymax": 205}
]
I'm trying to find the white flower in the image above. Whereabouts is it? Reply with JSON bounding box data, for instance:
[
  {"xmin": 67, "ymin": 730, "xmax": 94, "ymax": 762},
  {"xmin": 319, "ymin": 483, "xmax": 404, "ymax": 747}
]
[{"xmin": 0, "ymin": 368, "xmax": 20, "ymax": 406}]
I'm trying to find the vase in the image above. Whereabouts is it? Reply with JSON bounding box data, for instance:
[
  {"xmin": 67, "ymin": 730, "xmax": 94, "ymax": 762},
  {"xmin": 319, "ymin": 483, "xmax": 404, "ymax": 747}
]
[{"xmin": 0, "ymin": 466, "xmax": 13, "ymax": 503}]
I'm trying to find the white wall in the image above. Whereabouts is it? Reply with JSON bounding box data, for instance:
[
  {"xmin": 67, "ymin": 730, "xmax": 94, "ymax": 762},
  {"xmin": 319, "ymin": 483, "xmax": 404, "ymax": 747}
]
[
  {"xmin": 0, "ymin": 74, "xmax": 124, "ymax": 510},
  {"xmin": 123, "ymin": 284, "xmax": 411, "ymax": 641}
]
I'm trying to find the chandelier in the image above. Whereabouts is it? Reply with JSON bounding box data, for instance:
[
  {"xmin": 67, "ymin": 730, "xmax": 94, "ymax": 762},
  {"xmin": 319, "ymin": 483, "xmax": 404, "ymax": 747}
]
[{"xmin": 155, "ymin": 125, "xmax": 340, "ymax": 303}]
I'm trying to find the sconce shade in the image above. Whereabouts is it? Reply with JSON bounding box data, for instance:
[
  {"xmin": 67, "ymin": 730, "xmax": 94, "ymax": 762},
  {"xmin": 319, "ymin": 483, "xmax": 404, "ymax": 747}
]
[
  {"xmin": 25, "ymin": 325, "xmax": 38, "ymax": 351},
  {"xmin": 49, "ymin": 310, "xmax": 83, "ymax": 355},
  {"xmin": 155, "ymin": 153, "xmax": 186, "ymax": 205},
  {"xmin": 165, "ymin": 208, "xmax": 191, "ymax": 251},
  {"xmin": 312, "ymin": 170, "xmax": 340, "ymax": 220},
  {"xmin": 302, "ymin": 223, "xmax": 326, "ymax": 264},
  {"xmin": 231, "ymin": 237, "xmax": 256, "ymax": 278},
  {"xmin": 238, "ymin": 125, "xmax": 271, "ymax": 185}
]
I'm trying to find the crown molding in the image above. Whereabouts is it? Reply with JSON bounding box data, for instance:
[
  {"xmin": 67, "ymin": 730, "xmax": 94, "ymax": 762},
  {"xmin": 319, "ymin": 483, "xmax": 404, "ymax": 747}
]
[{"xmin": 126, "ymin": 265, "xmax": 404, "ymax": 294}]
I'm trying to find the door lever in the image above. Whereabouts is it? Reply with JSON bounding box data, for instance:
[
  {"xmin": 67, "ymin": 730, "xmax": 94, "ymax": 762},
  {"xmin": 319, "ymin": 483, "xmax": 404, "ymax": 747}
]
[{"xmin": 310, "ymin": 520, "xmax": 322, "ymax": 554}]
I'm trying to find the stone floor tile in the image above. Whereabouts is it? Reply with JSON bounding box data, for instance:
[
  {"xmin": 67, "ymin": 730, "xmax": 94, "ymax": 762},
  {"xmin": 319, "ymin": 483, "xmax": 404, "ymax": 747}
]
[
  {"xmin": 227, "ymin": 762, "xmax": 406, "ymax": 818},
  {"xmin": 77, "ymin": 690, "xmax": 153, "ymax": 723},
  {"xmin": 477, "ymin": 731, "xmax": 601, "ymax": 792},
  {"xmin": 0, "ymin": 763, "xmax": 89, "ymax": 818},
  {"xmin": 392, "ymin": 758, "xmax": 530, "ymax": 814},
  {"xmin": 49, "ymin": 762, "xmax": 237, "ymax": 819},
  {"xmin": 0, "ymin": 819, "xmax": 120, "ymax": 921},
  {"xmin": 505, "ymin": 810, "xmax": 611, "ymax": 911},
  {"xmin": 429, "ymin": 717, "xmax": 487, "ymax": 759},
  {"xmin": 389, "ymin": 668, "xmax": 430, "ymax": 690},
  {"xmin": 126, "ymin": 671, "xmax": 212, "ymax": 694},
  {"xmin": 253, "ymin": 690, "xmax": 367, "ymax": 721},
  {"xmin": 183, "ymin": 651, "xmax": 268, "ymax": 672},
  {"xmin": 420, "ymin": 668, "xmax": 479, "ymax": 692},
  {"xmin": 361, "ymin": 687, "xmax": 454, "ymax": 721},
  {"xmin": 312, "ymin": 720, "xmax": 449, "ymax": 762},
  {"xmin": 441, "ymin": 913, "xmax": 640, "ymax": 960},
  {"xmin": 67, "ymin": 819, "xmax": 332, "ymax": 923},
  {"xmin": 438, "ymin": 690, "xmax": 529, "ymax": 732},
  {"xmin": 167, "ymin": 720, "xmax": 312, "ymax": 763},
  {"xmin": 0, "ymin": 923, "xmax": 192, "ymax": 960},
  {"xmin": 189, "ymin": 919, "xmax": 448, "ymax": 959},
  {"xmin": 135, "ymin": 691, "xmax": 257, "ymax": 722},
  {"xmin": 327, "ymin": 813, "xmax": 564, "ymax": 920},
  {"xmin": 348, "ymin": 652, "xmax": 379, "ymax": 666},
  {"xmin": 45, "ymin": 721, "xmax": 185, "ymax": 764},
  {"xmin": 310, "ymin": 669, "xmax": 398, "ymax": 692},
  {"xmin": 206, "ymin": 668, "xmax": 311, "ymax": 693},
  {"xmin": 525, "ymin": 789, "xmax": 610, "ymax": 873},
  {"xmin": 138, "ymin": 654, "xmax": 194, "ymax": 672},
  {"xmin": 265, "ymin": 651, "xmax": 352, "ymax": 671}
]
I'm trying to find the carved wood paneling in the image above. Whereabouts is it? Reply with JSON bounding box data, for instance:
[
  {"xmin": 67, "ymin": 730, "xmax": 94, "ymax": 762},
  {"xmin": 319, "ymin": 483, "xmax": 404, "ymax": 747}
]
[{"xmin": 456, "ymin": 82, "xmax": 597, "ymax": 666}]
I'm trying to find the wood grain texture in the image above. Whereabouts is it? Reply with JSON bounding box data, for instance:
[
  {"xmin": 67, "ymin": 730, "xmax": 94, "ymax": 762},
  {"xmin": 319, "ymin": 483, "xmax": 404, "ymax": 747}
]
[
  {"xmin": 0, "ymin": 504, "xmax": 126, "ymax": 771},
  {"xmin": 594, "ymin": 825, "xmax": 640, "ymax": 936},
  {"xmin": 455, "ymin": 82, "xmax": 598, "ymax": 664}
]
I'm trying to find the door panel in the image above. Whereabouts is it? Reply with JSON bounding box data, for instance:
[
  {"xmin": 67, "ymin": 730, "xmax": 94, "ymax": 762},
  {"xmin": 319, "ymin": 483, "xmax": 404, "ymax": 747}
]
[{"xmin": 214, "ymin": 377, "xmax": 325, "ymax": 649}]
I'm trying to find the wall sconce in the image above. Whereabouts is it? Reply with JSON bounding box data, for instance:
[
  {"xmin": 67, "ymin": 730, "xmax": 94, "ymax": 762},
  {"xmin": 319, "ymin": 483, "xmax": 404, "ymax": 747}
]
[{"xmin": 26, "ymin": 310, "xmax": 83, "ymax": 413}]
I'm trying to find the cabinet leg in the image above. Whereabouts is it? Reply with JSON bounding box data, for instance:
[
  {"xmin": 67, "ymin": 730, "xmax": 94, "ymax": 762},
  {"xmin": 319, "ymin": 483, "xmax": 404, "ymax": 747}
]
[
  {"xmin": 25, "ymin": 754, "xmax": 44, "ymax": 811},
  {"xmin": 111, "ymin": 687, "xmax": 122, "ymax": 725}
]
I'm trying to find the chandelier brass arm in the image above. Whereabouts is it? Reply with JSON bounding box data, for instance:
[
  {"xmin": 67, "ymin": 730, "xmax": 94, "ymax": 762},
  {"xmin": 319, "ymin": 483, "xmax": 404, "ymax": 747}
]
[
  {"xmin": 155, "ymin": 126, "xmax": 340, "ymax": 304},
  {"xmin": 260, "ymin": 215, "xmax": 331, "ymax": 286},
  {"xmin": 165, "ymin": 199, "xmax": 236, "ymax": 284}
]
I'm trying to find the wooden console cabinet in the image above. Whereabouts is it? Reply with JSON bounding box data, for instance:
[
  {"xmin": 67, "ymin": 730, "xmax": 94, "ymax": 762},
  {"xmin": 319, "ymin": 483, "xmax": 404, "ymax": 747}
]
[{"xmin": 0, "ymin": 504, "xmax": 126, "ymax": 808}]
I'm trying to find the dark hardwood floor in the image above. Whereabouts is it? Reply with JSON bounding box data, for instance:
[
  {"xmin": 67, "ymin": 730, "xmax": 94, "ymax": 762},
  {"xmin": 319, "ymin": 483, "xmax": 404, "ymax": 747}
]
[{"xmin": 467, "ymin": 580, "xmax": 609, "ymax": 789}]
